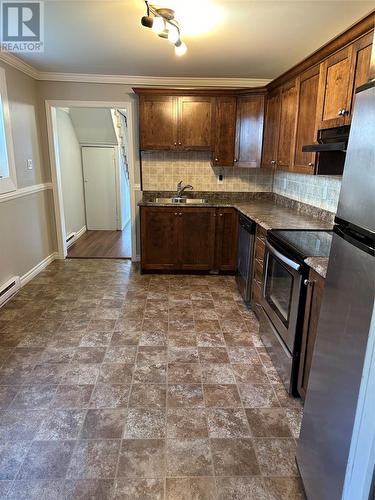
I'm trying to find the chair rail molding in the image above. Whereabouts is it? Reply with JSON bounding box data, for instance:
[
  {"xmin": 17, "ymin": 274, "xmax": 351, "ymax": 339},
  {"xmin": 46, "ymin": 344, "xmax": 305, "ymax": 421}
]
[{"xmin": 0, "ymin": 182, "xmax": 53, "ymax": 203}]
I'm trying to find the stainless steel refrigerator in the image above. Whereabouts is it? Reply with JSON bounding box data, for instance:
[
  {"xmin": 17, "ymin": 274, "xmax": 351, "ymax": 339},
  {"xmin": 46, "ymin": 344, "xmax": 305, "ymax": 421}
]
[{"xmin": 296, "ymin": 80, "xmax": 375, "ymax": 499}]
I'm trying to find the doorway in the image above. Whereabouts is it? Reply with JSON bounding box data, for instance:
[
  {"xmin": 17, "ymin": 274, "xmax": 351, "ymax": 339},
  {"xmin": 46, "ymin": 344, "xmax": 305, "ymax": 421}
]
[{"xmin": 46, "ymin": 101, "xmax": 137, "ymax": 260}]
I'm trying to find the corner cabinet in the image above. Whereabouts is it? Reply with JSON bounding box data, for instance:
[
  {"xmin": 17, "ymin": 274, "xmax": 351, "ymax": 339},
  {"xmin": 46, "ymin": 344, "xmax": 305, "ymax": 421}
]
[
  {"xmin": 138, "ymin": 94, "xmax": 213, "ymax": 151},
  {"xmin": 276, "ymin": 79, "xmax": 298, "ymax": 171},
  {"xmin": 292, "ymin": 66, "xmax": 320, "ymax": 174},
  {"xmin": 235, "ymin": 95, "xmax": 265, "ymax": 168},
  {"xmin": 297, "ymin": 269, "xmax": 325, "ymax": 400},
  {"xmin": 212, "ymin": 97, "xmax": 237, "ymax": 167},
  {"xmin": 261, "ymin": 89, "xmax": 281, "ymax": 169},
  {"xmin": 141, "ymin": 206, "xmax": 238, "ymax": 273}
]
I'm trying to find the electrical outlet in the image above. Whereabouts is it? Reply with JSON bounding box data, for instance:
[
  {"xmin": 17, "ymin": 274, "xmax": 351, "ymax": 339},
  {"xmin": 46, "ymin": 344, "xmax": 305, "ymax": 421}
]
[
  {"xmin": 27, "ymin": 159, "xmax": 33, "ymax": 170},
  {"xmin": 217, "ymin": 169, "xmax": 224, "ymax": 183}
]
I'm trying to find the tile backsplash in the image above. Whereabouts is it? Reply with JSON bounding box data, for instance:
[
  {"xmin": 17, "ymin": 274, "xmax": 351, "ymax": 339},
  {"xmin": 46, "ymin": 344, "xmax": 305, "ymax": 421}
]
[
  {"xmin": 141, "ymin": 151, "xmax": 273, "ymax": 192},
  {"xmin": 273, "ymin": 171, "xmax": 342, "ymax": 213},
  {"xmin": 141, "ymin": 151, "xmax": 342, "ymax": 213}
]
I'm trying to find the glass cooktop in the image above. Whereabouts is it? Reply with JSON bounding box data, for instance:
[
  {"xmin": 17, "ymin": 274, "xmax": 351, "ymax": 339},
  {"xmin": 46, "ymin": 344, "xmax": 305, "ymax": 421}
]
[{"xmin": 269, "ymin": 230, "xmax": 333, "ymax": 260}]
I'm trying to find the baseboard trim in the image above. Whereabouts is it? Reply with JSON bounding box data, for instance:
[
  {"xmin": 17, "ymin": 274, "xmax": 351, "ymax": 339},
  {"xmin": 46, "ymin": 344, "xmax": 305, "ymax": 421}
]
[{"xmin": 20, "ymin": 252, "xmax": 59, "ymax": 287}]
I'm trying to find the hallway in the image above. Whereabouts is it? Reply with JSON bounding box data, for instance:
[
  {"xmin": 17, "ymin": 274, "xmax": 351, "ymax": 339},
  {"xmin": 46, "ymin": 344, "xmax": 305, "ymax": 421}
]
[
  {"xmin": 67, "ymin": 224, "xmax": 131, "ymax": 259},
  {"xmin": 0, "ymin": 260, "xmax": 303, "ymax": 499}
]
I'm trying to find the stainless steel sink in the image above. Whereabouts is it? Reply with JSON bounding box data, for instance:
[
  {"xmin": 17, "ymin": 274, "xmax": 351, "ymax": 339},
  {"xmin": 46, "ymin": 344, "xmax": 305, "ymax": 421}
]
[{"xmin": 153, "ymin": 197, "xmax": 208, "ymax": 204}]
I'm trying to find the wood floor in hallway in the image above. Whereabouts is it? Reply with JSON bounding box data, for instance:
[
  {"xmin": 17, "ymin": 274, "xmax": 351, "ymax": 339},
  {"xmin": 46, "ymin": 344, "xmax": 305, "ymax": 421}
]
[{"xmin": 67, "ymin": 226, "xmax": 131, "ymax": 259}]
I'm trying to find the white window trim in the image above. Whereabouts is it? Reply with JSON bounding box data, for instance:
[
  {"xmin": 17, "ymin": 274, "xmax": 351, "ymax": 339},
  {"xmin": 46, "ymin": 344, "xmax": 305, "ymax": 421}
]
[{"xmin": 0, "ymin": 67, "xmax": 17, "ymax": 194}]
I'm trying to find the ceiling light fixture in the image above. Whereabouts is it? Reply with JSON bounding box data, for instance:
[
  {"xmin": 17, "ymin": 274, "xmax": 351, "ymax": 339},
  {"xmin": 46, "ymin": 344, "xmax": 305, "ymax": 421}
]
[{"xmin": 141, "ymin": 1, "xmax": 187, "ymax": 56}]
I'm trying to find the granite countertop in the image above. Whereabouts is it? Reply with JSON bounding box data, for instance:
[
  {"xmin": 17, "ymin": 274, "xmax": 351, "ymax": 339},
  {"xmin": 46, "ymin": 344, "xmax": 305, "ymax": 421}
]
[
  {"xmin": 304, "ymin": 257, "xmax": 329, "ymax": 279},
  {"xmin": 139, "ymin": 198, "xmax": 333, "ymax": 231}
]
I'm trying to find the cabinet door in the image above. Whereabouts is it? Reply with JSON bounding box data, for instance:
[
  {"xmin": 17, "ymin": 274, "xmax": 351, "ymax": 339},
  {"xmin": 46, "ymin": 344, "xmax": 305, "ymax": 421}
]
[
  {"xmin": 141, "ymin": 207, "xmax": 179, "ymax": 270},
  {"xmin": 261, "ymin": 89, "xmax": 281, "ymax": 169},
  {"xmin": 316, "ymin": 46, "xmax": 353, "ymax": 129},
  {"xmin": 213, "ymin": 97, "xmax": 237, "ymax": 167},
  {"xmin": 235, "ymin": 95, "xmax": 265, "ymax": 168},
  {"xmin": 214, "ymin": 208, "xmax": 238, "ymax": 271},
  {"xmin": 293, "ymin": 66, "xmax": 320, "ymax": 174},
  {"xmin": 139, "ymin": 96, "xmax": 177, "ymax": 149},
  {"xmin": 345, "ymin": 32, "xmax": 373, "ymax": 123},
  {"xmin": 277, "ymin": 80, "xmax": 298, "ymax": 170},
  {"xmin": 178, "ymin": 96, "xmax": 213, "ymax": 150},
  {"xmin": 297, "ymin": 269, "xmax": 325, "ymax": 400},
  {"xmin": 178, "ymin": 208, "xmax": 216, "ymax": 271}
]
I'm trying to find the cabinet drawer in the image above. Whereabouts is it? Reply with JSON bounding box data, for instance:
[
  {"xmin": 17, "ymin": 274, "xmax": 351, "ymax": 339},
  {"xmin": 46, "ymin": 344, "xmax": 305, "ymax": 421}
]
[
  {"xmin": 255, "ymin": 240, "xmax": 265, "ymax": 263},
  {"xmin": 254, "ymin": 261, "xmax": 263, "ymax": 284}
]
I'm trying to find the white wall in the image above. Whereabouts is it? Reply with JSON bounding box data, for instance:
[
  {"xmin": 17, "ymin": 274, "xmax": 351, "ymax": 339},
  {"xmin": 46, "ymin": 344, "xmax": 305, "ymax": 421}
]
[
  {"xmin": 69, "ymin": 108, "xmax": 117, "ymax": 145},
  {"xmin": 56, "ymin": 108, "xmax": 86, "ymax": 236}
]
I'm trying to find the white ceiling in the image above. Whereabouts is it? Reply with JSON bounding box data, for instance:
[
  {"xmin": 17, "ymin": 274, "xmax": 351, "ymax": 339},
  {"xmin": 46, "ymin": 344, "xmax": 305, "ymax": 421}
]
[{"xmin": 17, "ymin": 0, "xmax": 374, "ymax": 79}]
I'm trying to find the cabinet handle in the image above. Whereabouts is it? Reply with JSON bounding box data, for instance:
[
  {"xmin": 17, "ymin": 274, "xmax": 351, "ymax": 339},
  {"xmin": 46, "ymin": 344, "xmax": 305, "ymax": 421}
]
[
  {"xmin": 179, "ymin": 213, "xmax": 182, "ymax": 216},
  {"xmin": 234, "ymin": 158, "xmax": 238, "ymax": 163},
  {"xmin": 338, "ymin": 109, "xmax": 344, "ymax": 116},
  {"xmin": 308, "ymin": 162, "xmax": 314, "ymax": 167},
  {"xmin": 178, "ymin": 142, "xmax": 182, "ymax": 146},
  {"xmin": 174, "ymin": 212, "xmax": 178, "ymax": 216},
  {"xmin": 271, "ymin": 160, "xmax": 276, "ymax": 165},
  {"xmin": 342, "ymin": 109, "xmax": 348, "ymax": 116},
  {"xmin": 304, "ymin": 279, "xmax": 315, "ymax": 286},
  {"xmin": 174, "ymin": 142, "xmax": 177, "ymax": 146},
  {"xmin": 219, "ymin": 213, "xmax": 223, "ymax": 217},
  {"xmin": 215, "ymin": 157, "xmax": 219, "ymax": 162}
]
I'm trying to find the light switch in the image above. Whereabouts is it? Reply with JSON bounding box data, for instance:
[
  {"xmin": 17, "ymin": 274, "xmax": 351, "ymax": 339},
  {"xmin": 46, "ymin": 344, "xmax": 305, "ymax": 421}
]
[{"xmin": 27, "ymin": 159, "xmax": 33, "ymax": 170}]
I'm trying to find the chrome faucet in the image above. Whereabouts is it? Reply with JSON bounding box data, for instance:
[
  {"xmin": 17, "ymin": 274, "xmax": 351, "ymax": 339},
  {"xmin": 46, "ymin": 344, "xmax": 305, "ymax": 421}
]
[{"xmin": 176, "ymin": 180, "xmax": 193, "ymax": 198}]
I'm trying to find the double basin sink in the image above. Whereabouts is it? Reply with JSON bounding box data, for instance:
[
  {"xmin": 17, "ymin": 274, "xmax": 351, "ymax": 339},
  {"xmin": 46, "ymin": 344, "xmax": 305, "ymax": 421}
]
[{"xmin": 153, "ymin": 197, "xmax": 208, "ymax": 204}]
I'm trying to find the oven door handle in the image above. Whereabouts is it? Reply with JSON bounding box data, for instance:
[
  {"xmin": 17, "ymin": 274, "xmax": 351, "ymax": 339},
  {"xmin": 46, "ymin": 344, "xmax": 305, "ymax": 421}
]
[{"xmin": 266, "ymin": 241, "xmax": 301, "ymax": 271}]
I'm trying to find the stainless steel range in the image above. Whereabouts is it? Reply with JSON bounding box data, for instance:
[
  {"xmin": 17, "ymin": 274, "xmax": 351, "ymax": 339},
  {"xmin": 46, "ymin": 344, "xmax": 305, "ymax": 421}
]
[{"xmin": 258, "ymin": 229, "xmax": 332, "ymax": 395}]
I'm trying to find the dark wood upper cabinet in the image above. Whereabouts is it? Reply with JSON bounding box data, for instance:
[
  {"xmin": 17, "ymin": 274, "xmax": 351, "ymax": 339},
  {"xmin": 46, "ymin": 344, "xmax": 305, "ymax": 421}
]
[
  {"xmin": 315, "ymin": 33, "xmax": 372, "ymax": 131},
  {"xmin": 292, "ymin": 66, "xmax": 320, "ymax": 174},
  {"xmin": 261, "ymin": 89, "xmax": 281, "ymax": 169},
  {"xmin": 179, "ymin": 208, "xmax": 216, "ymax": 271},
  {"xmin": 213, "ymin": 97, "xmax": 237, "ymax": 167},
  {"xmin": 316, "ymin": 46, "xmax": 353, "ymax": 129},
  {"xmin": 235, "ymin": 95, "xmax": 265, "ymax": 168},
  {"xmin": 277, "ymin": 79, "xmax": 298, "ymax": 170},
  {"xmin": 139, "ymin": 95, "xmax": 177, "ymax": 150},
  {"xmin": 298, "ymin": 269, "xmax": 325, "ymax": 400},
  {"xmin": 138, "ymin": 94, "xmax": 213, "ymax": 151},
  {"xmin": 346, "ymin": 32, "xmax": 373, "ymax": 119},
  {"xmin": 178, "ymin": 96, "xmax": 214, "ymax": 150},
  {"xmin": 140, "ymin": 207, "xmax": 179, "ymax": 270},
  {"xmin": 214, "ymin": 208, "xmax": 238, "ymax": 271}
]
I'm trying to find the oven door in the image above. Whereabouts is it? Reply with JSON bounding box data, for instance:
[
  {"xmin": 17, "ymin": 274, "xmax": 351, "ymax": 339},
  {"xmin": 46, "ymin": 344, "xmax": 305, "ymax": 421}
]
[{"xmin": 260, "ymin": 240, "xmax": 303, "ymax": 354}]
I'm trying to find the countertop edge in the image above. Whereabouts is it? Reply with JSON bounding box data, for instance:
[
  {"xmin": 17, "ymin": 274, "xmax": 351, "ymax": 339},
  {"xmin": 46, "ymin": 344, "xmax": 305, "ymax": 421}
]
[{"xmin": 304, "ymin": 257, "xmax": 329, "ymax": 279}]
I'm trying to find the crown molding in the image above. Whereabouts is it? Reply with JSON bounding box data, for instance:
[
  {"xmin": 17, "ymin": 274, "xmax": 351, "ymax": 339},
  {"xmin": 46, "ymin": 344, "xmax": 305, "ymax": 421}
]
[
  {"xmin": 0, "ymin": 52, "xmax": 271, "ymax": 87},
  {"xmin": 36, "ymin": 72, "xmax": 272, "ymax": 88},
  {"xmin": 0, "ymin": 51, "xmax": 39, "ymax": 79}
]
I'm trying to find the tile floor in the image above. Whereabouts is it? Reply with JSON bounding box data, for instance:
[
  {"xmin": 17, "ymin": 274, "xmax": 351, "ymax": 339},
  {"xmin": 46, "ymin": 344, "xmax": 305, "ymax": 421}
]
[{"xmin": 0, "ymin": 259, "xmax": 304, "ymax": 499}]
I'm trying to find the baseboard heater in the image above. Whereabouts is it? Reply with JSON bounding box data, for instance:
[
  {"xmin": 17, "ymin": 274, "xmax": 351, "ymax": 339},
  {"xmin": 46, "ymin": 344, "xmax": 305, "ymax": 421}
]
[
  {"xmin": 66, "ymin": 232, "xmax": 76, "ymax": 248},
  {"xmin": 0, "ymin": 276, "xmax": 21, "ymax": 307}
]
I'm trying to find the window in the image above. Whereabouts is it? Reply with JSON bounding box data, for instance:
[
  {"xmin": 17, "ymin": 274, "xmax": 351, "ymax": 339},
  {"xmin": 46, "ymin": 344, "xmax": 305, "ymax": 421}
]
[{"xmin": 0, "ymin": 68, "xmax": 16, "ymax": 194}]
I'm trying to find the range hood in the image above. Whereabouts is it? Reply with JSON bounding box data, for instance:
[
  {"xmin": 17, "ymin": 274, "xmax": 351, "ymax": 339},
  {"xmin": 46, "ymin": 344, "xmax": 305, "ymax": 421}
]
[{"xmin": 302, "ymin": 126, "xmax": 350, "ymax": 153}]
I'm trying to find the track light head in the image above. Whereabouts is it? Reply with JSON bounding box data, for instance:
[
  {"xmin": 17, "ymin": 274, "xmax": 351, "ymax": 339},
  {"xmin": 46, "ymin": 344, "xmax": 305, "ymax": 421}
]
[{"xmin": 141, "ymin": 15, "xmax": 153, "ymax": 28}]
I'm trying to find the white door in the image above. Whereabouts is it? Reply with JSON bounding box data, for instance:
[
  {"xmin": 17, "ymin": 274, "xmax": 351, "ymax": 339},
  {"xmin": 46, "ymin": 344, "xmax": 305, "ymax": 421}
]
[{"xmin": 82, "ymin": 147, "xmax": 117, "ymax": 230}]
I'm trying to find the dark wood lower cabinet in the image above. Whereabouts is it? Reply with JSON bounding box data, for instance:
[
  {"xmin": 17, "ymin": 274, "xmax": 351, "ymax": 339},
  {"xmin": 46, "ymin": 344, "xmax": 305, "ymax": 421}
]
[
  {"xmin": 179, "ymin": 208, "xmax": 216, "ymax": 271},
  {"xmin": 297, "ymin": 269, "xmax": 325, "ymax": 400},
  {"xmin": 214, "ymin": 208, "xmax": 238, "ymax": 272},
  {"xmin": 141, "ymin": 206, "xmax": 238, "ymax": 273},
  {"xmin": 140, "ymin": 207, "xmax": 180, "ymax": 270}
]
